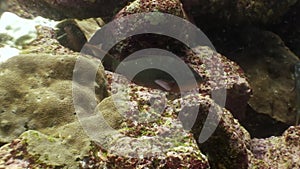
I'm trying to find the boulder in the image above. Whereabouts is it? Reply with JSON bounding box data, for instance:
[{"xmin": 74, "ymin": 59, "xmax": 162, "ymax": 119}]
[
  {"xmin": 0, "ymin": 54, "xmax": 107, "ymax": 144},
  {"xmin": 250, "ymin": 126, "xmax": 300, "ymax": 168},
  {"xmin": 0, "ymin": 128, "xmax": 91, "ymax": 168},
  {"xmin": 85, "ymin": 0, "xmax": 252, "ymax": 120},
  {"xmin": 104, "ymin": 70, "xmax": 251, "ymax": 168},
  {"xmin": 226, "ymin": 29, "xmax": 299, "ymax": 124}
]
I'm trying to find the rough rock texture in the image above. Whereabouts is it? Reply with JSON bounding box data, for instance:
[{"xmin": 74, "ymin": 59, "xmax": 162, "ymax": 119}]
[
  {"xmin": 98, "ymin": 70, "xmax": 250, "ymax": 168},
  {"xmin": 114, "ymin": 0, "xmax": 186, "ymax": 19},
  {"xmin": 0, "ymin": 54, "xmax": 107, "ymax": 144},
  {"xmin": 225, "ymin": 29, "xmax": 299, "ymax": 125},
  {"xmin": 0, "ymin": 62, "xmax": 211, "ymax": 168},
  {"xmin": 15, "ymin": 0, "xmax": 131, "ymax": 21},
  {"xmin": 249, "ymin": 126, "xmax": 300, "ymax": 169},
  {"xmin": 55, "ymin": 18, "xmax": 104, "ymax": 52},
  {"xmin": 0, "ymin": 129, "xmax": 91, "ymax": 168},
  {"xmin": 183, "ymin": 46, "xmax": 251, "ymax": 120},
  {"xmin": 86, "ymin": 0, "xmax": 251, "ymax": 120},
  {"xmin": 105, "ymin": 70, "xmax": 300, "ymax": 169},
  {"xmin": 77, "ymin": 93, "xmax": 210, "ymax": 168},
  {"xmin": 1, "ymin": 0, "xmax": 299, "ymax": 168},
  {"xmin": 0, "ymin": 16, "xmax": 209, "ymax": 168},
  {"xmin": 173, "ymin": 93, "xmax": 251, "ymax": 169},
  {"xmin": 22, "ymin": 25, "xmax": 75, "ymax": 55}
]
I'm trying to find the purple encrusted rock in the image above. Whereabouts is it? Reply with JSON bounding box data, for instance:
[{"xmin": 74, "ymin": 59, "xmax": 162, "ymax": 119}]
[
  {"xmin": 87, "ymin": 0, "xmax": 252, "ymax": 121},
  {"xmin": 249, "ymin": 126, "xmax": 300, "ymax": 168},
  {"xmin": 104, "ymin": 69, "xmax": 251, "ymax": 169}
]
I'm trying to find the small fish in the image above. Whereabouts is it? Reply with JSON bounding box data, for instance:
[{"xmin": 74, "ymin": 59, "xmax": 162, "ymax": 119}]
[
  {"xmin": 154, "ymin": 79, "xmax": 200, "ymax": 93},
  {"xmin": 295, "ymin": 62, "xmax": 300, "ymax": 125},
  {"xmin": 56, "ymin": 23, "xmax": 87, "ymax": 52}
]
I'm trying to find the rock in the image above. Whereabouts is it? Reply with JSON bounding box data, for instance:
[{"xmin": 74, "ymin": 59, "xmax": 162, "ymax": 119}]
[
  {"xmin": 55, "ymin": 75, "xmax": 211, "ymax": 168},
  {"xmin": 56, "ymin": 19, "xmax": 88, "ymax": 52},
  {"xmin": 173, "ymin": 93, "xmax": 251, "ymax": 169},
  {"xmin": 0, "ymin": 54, "xmax": 107, "ymax": 144},
  {"xmin": 114, "ymin": 0, "xmax": 187, "ymax": 19},
  {"xmin": 55, "ymin": 17, "xmax": 104, "ymax": 52},
  {"xmin": 184, "ymin": 46, "xmax": 251, "ymax": 120},
  {"xmin": 0, "ymin": 129, "xmax": 91, "ymax": 168},
  {"xmin": 85, "ymin": 0, "xmax": 251, "ymax": 120},
  {"xmin": 226, "ymin": 29, "xmax": 299, "ymax": 124},
  {"xmin": 13, "ymin": 0, "xmax": 298, "ymax": 26},
  {"xmin": 249, "ymin": 126, "xmax": 300, "ymax": 168},
  {"xmin": 104, "ymin": 70, "xmax": 251, "ymax": 168},
  {"xmin": 2, "ymin": 1, "xmax": 298, "ymax": 168},
  {"xmin": 1, "ymin": 15, "xmax": 210, "ymax": 168},
  {"xmin": 22, "ymin": 25, "xmax": 75, "ymax": 55},
  {"xmin": 15, "ymin": 0, "xmax": 131, "ymax": 21}
]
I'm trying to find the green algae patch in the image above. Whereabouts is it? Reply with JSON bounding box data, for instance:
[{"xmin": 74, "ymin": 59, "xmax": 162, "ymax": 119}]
[
  {"xmin": 47, "ymin": 122, "xmax": 92, "ymax": 160},
  {"xmin": 0, "ymin": 54, "xmax": 107, "ymax": 144},
  {"xmin": 0, "ymin": 122, "xmax": 95, "ymax": 168},
  {"xmin": 20, "ymin": 130, "xmax": 81, "ymax": 168},
  {"xmin": 95, "ymin": 96, "xmax": 124, "ymax": 129}
]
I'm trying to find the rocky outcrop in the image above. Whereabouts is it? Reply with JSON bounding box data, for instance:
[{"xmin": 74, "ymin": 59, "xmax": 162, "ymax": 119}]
[
  {"xmin": 75, "ymin": 69, "xmax": 252, "ymax": 168},
  {"xmin": 85, "ymin": 0, "xmax": 252, "ymax": 120},
  {"xmin": 250, "ymin": 126, "xmax": 300, "ymax": 168},
  {"xmin": 226, "ymin": 29, "xmax": 299, "ymax": 125},
  {"xmin": 0, "ymin": 54, "xmax": 107, "ymax": 144},
  {"xmin": 0, "ymin": 124, "xmax": 92, "ymax": 168},
  {"xmin": 173, "ymin": 93, "xmax": 251, "ymax": 169},
  {"xmin": 1, "ymin": 0, "xmax": 299, "ymax": 168}
]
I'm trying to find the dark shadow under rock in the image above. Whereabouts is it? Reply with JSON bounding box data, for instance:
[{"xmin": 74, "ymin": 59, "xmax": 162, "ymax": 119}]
[
  {"xmin": 241, "ymin": 105, "xmax": 290, "ymax": 138},
  {"xmin": 202, "ymin": 27, "xmax": 299, "ymax": 125}
]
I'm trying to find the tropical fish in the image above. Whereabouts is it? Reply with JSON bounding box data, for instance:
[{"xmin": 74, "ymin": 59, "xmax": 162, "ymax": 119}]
[{"xmin": 295, "ymin": 62, "xmax": 300, "ymax": 125}]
